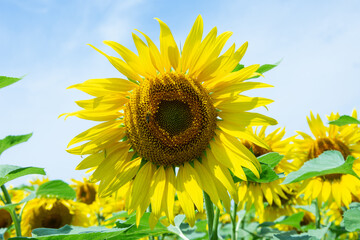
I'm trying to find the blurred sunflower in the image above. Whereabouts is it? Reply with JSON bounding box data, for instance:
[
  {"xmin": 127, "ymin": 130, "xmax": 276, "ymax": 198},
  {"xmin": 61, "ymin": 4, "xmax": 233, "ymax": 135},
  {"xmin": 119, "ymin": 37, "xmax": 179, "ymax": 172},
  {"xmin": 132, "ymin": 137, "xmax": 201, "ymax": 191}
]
[
  {"xmin": 259, "ymin": 187, "xmax": 315, "ymax": 230},
  {"xmin": 21, "ymin": 198, "xmax": 92, "ymax": 236},
  {"xmin": 292, "ymin": 111, "xmax": 360, "ymax": 208},
  {"xmin": 237, "ymin": 127, "xmax": 295, "ymax": 217},
  {"xmin": 71, "ymin": 178, "xmax": 97, "ymax": 205},
  {"xmin": 63, "ymin": 15, "xmax": 277, "ymax": 227}
]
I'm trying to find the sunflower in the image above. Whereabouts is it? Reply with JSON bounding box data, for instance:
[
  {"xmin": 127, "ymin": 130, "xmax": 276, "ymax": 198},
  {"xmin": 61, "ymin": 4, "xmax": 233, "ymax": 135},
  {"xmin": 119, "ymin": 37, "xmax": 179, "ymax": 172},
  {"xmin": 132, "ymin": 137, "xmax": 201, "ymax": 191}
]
[
  {"xmin": 71, "ymin": 178, "xmax": 98, "ymax": 205},
  {"xmin": 63, "ymin": 15, "xmax": 277, "ymax": 227},
  {"xmin": 292, "ymin": 111, "xmax": 360, "ymax": 208},
  {"xmin": 21, "ymin": 198, "xmax": 92, "ymax": 236},
  {"xmin": 237, "ymin": 127, "xmax": 295, "ymax": 216}
]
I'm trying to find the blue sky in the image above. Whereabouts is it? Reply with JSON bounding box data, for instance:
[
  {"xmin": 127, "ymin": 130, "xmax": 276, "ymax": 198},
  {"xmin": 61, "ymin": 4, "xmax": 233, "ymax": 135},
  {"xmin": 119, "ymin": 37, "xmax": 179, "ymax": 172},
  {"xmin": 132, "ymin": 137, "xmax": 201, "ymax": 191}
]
[{"xmin": 1, "ymin": 0, "xmax": 360, "ymax": 185}]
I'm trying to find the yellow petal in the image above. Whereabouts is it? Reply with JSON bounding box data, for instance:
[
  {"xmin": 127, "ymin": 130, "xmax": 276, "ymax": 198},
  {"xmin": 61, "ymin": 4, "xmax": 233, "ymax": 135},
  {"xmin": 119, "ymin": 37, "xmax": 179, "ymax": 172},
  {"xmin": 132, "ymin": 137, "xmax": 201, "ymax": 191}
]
[
  {"xmin": 68, "ymin": 78, "xmax": 137, "ymax": 97},
  {"xmin": 135, "ymin": 30, "xmax": 164, "ymax": 73},
  {"xmin": 203, "ymin": 151, "xmax": 238, "ymax": 202},
  {"xmin": 150, "ymin": 166, "xmax": 166, "ymax": 218},
  {"xmin": 219, "ymin": 111, "xmax": 278, "ymax": 127},
  {"xmin": 181, "ymin": 162, "xmax": 204, "ymax": 213},
  {"xmin": 165, "ymin": 167, "xmax": 176, "ymax": 225},
  {"xmin": 331, "ymin": 180, "xmax": 342, "ymax": 207},
  {"xmin": 103, "ymin": 40, "xmax": 147, "ymax": 78},
  {"xmin": 176, "ymin": 165, "xmax": 196, "ymax": 227},
  {"xmin": 132, "ymin": 33, "xmax": 157, "ymax": 77},
  {"xmin": 215, "ymin": 96, "xmax": 274, "ymax": 113},
  {"xmin": 218, "ymin": 122, "xmax": 270, "ymax": 150},
  {"xmin": 155, "ymin": 18, "xmax": 180, "ymax": 71},
  {"xmin": 181, "ymin": 15, "xmax": 203, "ymax": 72},
  {"xmin": 89, "ymin": 45, "xmax": 142, "ymax": 82}
]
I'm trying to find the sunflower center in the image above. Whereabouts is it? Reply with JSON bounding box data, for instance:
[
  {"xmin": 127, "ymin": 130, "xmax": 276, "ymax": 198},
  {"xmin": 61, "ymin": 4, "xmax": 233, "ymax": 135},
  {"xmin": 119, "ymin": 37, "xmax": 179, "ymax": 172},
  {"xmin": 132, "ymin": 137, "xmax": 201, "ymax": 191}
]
[
  {"xmin": 0, "ymin": 209, "xmax": 12, "ymax": 228},
  {"xmin": 35, "ymin": 201, "xmax": 73, "ymax": 230},
  {"xmin": 308, "ymin": 137, "xmax": 351, "ymax": 160},
  {"xmin": 77, "ymin": 184, "xmax": 97, "ymax": 205},
  {"xmin": 155, "ymin": 100, "xmax": 192, "ymax": 136},
  {"xmin": 242, "ymin": 140, "xmax": 271, "ymax": 157},
  {"xmin": 125, "ymin": 73, "xmax": 217, "ymax": 166},
  {"xmin": 308, "ymin": 138, "xmax": 351, "ymax": 181}
]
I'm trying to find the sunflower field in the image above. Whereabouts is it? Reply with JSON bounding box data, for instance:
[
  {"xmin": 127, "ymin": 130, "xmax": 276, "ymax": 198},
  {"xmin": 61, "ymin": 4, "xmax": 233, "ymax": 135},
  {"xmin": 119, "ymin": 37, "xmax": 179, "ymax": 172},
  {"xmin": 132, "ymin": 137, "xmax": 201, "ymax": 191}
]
[{"xmin": 1, "ymin": 12, "xmax": 360, "ymax": 240}]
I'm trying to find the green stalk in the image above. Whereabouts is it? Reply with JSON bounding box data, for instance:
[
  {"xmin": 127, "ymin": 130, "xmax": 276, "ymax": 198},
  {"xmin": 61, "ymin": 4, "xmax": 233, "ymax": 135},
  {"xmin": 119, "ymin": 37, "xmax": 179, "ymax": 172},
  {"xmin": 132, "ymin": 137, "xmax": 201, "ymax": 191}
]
[
  {"xmin": 211, "ymin": 207, "xmax": 220, "ymax": 240},
  {"xmin": 204, "ymin": 192, "xmax": 215, "ymax": 240},
  {"xmin": 315, "ymin": 198, "xmax": 321, "ymax": 229},
  {"xmin": 231, "ymin": 203, "xmax": 238, "ymax": 240},
  {"xmin": 1, "ymin": 185, "xmax": 22, "ymax": 237}
]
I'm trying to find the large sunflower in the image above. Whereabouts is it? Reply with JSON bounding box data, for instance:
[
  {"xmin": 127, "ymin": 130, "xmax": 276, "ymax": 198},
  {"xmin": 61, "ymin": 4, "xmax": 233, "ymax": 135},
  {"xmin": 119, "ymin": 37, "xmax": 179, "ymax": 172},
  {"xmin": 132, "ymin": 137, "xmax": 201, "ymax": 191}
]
[
  {"xmin": 63, "ymin": 15, "xmax": 277, "ymax": 227},
  {"xmin": 292, "ymin": 111, "xmax": 360, "ymax": 208}
]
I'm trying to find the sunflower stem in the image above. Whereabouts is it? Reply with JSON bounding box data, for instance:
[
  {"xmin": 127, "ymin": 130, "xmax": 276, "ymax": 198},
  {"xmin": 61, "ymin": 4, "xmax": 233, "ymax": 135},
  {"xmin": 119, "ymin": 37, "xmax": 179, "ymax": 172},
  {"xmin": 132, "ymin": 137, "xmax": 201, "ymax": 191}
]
[
  {"xmin": 204, "ymin": 191, "xmax": 216, "ymax": 240},
  {"xmin": 315, "ymin": 198, "xmax": 321, "ymax": 229},
  {"xmin": 212, "ymin": 207, "xmax": 220, "ymax": 240},
  {"xmin": 231, "ymin": 203, "xmax": 238, "ymax": 240},
  {"xmin": 1, "ymin": 185, "xmax": 22, "ymax": 237}
]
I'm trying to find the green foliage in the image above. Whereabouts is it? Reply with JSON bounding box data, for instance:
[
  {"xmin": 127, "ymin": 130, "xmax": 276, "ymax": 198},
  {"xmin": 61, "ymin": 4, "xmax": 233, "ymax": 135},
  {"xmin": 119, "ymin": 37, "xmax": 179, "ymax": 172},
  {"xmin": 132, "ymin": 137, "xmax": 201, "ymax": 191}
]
[
  {"xmin": 0, "ymin": 76, "xmax": 22, "ymax": 89},
  {"xmin": 282, "ymin": 150, "xmax": 359, "ymax": 184},
  {"xmin": 343, "ymin": 207, "xmax": 360, "ymax": 232},
  {"xmin": 26, "ymin": 225, "xmax": 131, "ymax": 240},
  {"xmin": 0, "ymin": 133, "xmax": 33, "ymax": 156},
  {"xmin": 113, "ymin": 212, "xmax": 170, "ymax": 239},
  {"xmin": 0, "ymin": 193, "xmax": 36, "ymax": 213},
  {"xmin": 36, "ymin": 180, "xmax": 76, "ymax": 200},
  {"xmin": 260, "ymin": 212, "xmax": 305, "ymax": 229},
  {"xmin": 329, "ymin": 115, "xmax": 360, "ymax": 126},
  {"xmin": 243, "ymin": 163, "xmax": 283, "ymax": 183},
  {"xmin": 251, "ymin": 60, "xmax": 281, "ymax": 78},
  {"xmin": 258, "ymin": 152, "xmax": 284, "ymax": 169},
  {"xmin": 0, "ymin": 165, "xmax": 45, "ymax": 186},
  {"xmin": 232, "ymin": 64, "xmax": 244, "ymax": 72}
]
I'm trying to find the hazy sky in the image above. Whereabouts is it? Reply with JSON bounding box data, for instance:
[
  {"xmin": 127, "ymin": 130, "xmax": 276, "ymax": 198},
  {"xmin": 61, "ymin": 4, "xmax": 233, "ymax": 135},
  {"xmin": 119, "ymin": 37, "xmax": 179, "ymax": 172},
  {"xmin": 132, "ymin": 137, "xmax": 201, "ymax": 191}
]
[{"xmin": 1, "ymin": 0, "xmax": 360, "ymax": 185}]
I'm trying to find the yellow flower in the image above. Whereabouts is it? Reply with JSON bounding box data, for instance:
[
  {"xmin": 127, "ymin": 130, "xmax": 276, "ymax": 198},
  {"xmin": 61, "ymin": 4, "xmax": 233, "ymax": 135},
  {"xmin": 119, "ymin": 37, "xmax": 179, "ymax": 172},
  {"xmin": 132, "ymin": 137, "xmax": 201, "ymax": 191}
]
[
  {"xmin": 71, "ymin": 178, "xmax": 98, "ymax": 205},
  {"xmin": 292, "ymin": 111, "xmax": 360, "ymax": 208},
  {"xmin": 0, "ymin": 208, "xmax": 12, "ymax": 229},
  {"xmin": 237, "ymin": 127, "xmax": 296, "ymax": 217},
  {"xmin": 21, "ymin": 198, "xmax": 92, "ymax": 236},
  {"xmin": 63, "ymin": 15, "xmax": 276, "ymax": 227}
]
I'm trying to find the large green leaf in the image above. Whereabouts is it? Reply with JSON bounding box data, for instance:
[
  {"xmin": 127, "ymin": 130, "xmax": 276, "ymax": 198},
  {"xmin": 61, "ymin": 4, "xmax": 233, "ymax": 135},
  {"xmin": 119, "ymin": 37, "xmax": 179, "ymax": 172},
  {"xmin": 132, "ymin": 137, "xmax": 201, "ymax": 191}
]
[
  {"xmin": 29, "ymin": 225, "xmax": 132, "ymax": 240},
  {"xmin": 0, "ymin": 133, "xmax": 32, "ymax": 156},
  {"xmin": 329, "ymin": 115, "xmax": 360, "ymax": 126},
  {"xmin": 36, "ymin": 180, "xmax": 76, "ymax": 200},
  {"xmin": 258, "ymin": 152, "xmax": 284, "ymax": 169},
  {"xmin": 0, "ymin": 76, "xmax": 22, "ymax": 89},
  {"xmin": 282, "ymin": 151, "xmax": 359, "ymax": 184},
  {"xmin": 343, "ymin": 207, "xmax": 360, "ymax": 232},
  {"xmin": 0, "ymin": 165, "xmax": 45, "ymax": 186}
]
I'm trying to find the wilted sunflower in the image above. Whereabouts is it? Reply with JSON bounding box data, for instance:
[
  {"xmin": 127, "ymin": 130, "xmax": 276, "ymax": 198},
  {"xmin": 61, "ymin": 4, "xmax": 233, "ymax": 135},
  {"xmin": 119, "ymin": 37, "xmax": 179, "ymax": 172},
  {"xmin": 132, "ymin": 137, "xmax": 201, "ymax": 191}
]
[
  {"xmin": 292, "ymin": 111, "xmax": 360, "ymax": 208},
  {"xmin": 63, "ymin": 15, "xmax": 277, "ymax": 227},
  {"xmin": 21, "ymin": 198, "xmax": 92, "ymax": 236}
]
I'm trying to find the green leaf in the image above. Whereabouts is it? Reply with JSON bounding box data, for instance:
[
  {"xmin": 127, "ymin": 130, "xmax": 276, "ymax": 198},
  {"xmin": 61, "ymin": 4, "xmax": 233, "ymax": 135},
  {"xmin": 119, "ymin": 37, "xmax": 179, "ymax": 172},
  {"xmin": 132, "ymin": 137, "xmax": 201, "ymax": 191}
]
[
  {"xmin": 30, "ymin": 225, "xmax": 132, "ymax": 240},
  {"xmin": 0, "ymin": 133, "xmax": 33, "ymax": 156},
  {"xmin": 232, "ymin": 64, "xmax": 244, "ymax": 72},
  {"xmin": 282, "ymin": 151, "xmax": 359, "ymax": 184},
  {"xmin": 36, "ymin": 180, "xmax": 76, "ymax": 200},
  {"xmin": 0, "ymin": 76, "xmax": 22, "ymax": 89},
  {"xmin": 260, "ymin": 212, "xmax": 304, "ymax": 229},
  {"xmin": 0, "ymin": 192, "xmax": 36, "ymax": 212},
  {"xmin": 258, "ymin": 152, "xmax": 284, "ymax": 169},
  {"xmin": 329, "ymin": 115, "xmax": 360, "ymax": 126},
  {"xmin": 251, "ymin": 60, "xmax": 281, "ymax": 79},
  {"xmin": 0, "ymin": 165, "xmax": 45, "ymax": 186},
  {"xmin": 343, "ymin": 207, "xmax": 360, "ymax": 232},
  {"xmin": 242, "ymin": 163, "xmax": 282, "ymax": 183},
  {"xmin": 113, "ymin": 212, "xmax": 170, "ymax": 239}
]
